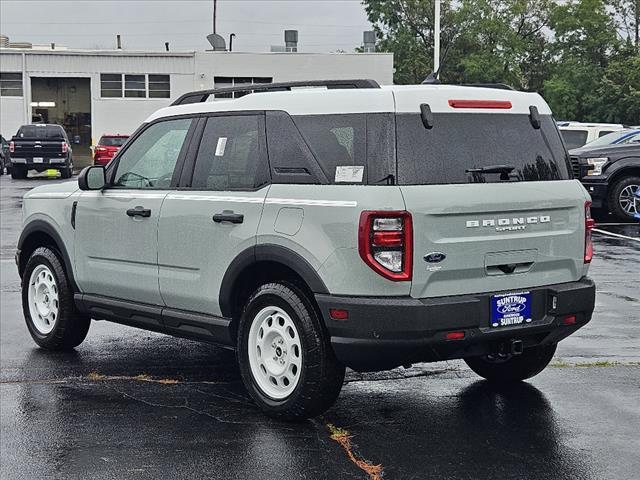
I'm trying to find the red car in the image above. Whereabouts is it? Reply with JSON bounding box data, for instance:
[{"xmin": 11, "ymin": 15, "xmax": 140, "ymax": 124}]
[{"xmin": 93, "ymin": 134, "xmax": 129, "ymax": 165}]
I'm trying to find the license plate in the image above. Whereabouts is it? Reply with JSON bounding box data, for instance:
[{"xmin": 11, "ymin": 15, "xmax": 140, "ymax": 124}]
[
  {"xmin": 33, "ymin": 157, "xmax": 43, "ymax": 163},
  {"xmin": 490, "ymin": 291, "xmax": 532, "ymax": 328}
]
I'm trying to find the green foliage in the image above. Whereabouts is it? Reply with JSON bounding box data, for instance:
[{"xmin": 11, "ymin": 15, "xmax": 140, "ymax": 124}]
[{"xmin": 364, "ymin": 0, "xmax": 640, "ymax": 123}]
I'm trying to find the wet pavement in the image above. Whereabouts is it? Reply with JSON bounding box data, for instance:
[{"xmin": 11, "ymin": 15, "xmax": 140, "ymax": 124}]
[{"xmin": 1, "ymin": 174, "xmax": 639, "ymax": 480}]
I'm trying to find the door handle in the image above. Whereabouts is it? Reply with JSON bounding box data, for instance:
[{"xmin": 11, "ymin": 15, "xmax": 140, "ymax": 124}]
[
  {"xmin": 212, "ymin": 210, "xmax": 244, "ymax": 224},
  {"xmin": 126, "ymin": 206, "xmax": 151, "ymax": 218}
]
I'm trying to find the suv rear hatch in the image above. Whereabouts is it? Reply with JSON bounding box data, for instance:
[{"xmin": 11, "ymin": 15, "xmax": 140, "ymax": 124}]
[{"xmin": 392, "ymin": 87, "xmax": 589, "ymax": 299}]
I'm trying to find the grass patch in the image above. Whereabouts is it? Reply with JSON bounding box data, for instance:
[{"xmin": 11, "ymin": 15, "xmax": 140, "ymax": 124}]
[{"xmin": 326, "ymin": 423, "xmax": 383, "ymax": 480}]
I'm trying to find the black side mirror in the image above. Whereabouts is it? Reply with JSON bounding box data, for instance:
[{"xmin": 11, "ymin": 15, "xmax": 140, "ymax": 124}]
[{"xmin": 78, "ymin": 165, "xmax": 106, "ymax": 190}]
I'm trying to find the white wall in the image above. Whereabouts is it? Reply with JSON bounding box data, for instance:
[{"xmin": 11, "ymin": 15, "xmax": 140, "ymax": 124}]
[
  {"xmin": 0, "ymin": 96, "xmax": 25, "ymax": 138},
  {"xmin": 193, "ymin": 52, "xmax": 394, "ymax": 90},
  {"xmin": 1, "ymin": 49, "xmax": 394, "ymax": 142},
  {"xmin": 91, "ymin": 73, "xmax": 193, "ymax": 142}
]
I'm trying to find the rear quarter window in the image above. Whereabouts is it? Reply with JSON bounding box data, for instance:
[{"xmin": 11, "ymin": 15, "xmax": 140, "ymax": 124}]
[
  {"xmin": 396, "ymin": 113, "xmax": 570, "ymax": 185},
  {"xmin": 291, "ymin": 113, "xmax": 395, "ymax": 185}
]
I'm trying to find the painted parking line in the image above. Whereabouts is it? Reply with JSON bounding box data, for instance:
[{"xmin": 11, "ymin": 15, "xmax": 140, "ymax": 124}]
[{"xmin": 592, "ymin": 228, "xmax": 640, "ymax": 243}]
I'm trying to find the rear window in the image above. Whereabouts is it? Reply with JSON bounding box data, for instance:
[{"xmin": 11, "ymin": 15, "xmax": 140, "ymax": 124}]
[
  {"xmin": 16, "ymin": 125, "xmax": 65, "ymax": 139},
  {"xmin": 560, "ymin": 129, "xmax": 588, "ymax": 150},
  {"xmin": 396, "ymin": 113, "xmax": 570, "ymax": 185},
  {"xmin": 99, "ymin": 136, "xmax": 128, "ymax": 147}
]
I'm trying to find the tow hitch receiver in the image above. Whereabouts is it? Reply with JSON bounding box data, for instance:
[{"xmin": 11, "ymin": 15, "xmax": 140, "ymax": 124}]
[{"xmin": 510, "ymin": 340, "xmax": 524, "ymax": 355}]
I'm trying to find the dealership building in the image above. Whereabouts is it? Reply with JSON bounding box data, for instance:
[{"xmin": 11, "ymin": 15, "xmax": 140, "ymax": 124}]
[{"xmin": 0, "ymin": 38, "xmax": 393, "ymax": 151}]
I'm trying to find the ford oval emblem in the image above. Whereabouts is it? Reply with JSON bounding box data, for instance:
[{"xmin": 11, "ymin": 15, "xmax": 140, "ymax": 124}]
[{"xmin": 424, "ymin": 252, "xmax": 446, "ymax": 263}]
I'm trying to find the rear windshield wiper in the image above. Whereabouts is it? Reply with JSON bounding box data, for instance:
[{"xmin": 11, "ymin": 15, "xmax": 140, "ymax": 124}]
[
  {"xmin": 465, "ymin": 165, "xmax": 515, "ymax": 175},
  {"xmin": 465, "ymin": 165, "xmax": 516, "ymax": 181}
]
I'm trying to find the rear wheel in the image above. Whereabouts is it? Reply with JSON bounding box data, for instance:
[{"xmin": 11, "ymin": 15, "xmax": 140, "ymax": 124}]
[
  {"xmin": 22, "ymin": 246, "xmax": 90, "ymax": 350},
  {"xmin": 11, "ymin": 166, "xmax": 27, "ymax": 179},
  {"xmin": 60, "ymin": 159, "xmax": 73, "ymax": 179},
  {"xmin": 464, "ymin": 344, "xmax": 557, "ymax": 383},
  {"xmin": 237, "ymin": 282, "xmax": 345, "ymax": 420},
  {"xmin": 608, "ymin": 175, "xmax": 640, "ymax": 221}
]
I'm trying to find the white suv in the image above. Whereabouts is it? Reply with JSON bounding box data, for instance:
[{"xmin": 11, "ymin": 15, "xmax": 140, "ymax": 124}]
[{"xmin": 17, "ymin": 80, "xmax": 596, "ymax": 419}]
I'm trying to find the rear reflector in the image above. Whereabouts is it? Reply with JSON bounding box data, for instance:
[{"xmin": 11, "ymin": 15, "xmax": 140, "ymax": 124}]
[
  {"xmin": 329, "ymin": 309, "xmax": 349, "ymax": 321},
  {"xmin": 448, "ymin": 99, "xmax": 512, "ymax": 109},
  {"xmin": 445, "ymin": 331, "xmax": 465, "ymax": 341},
  {"xmin": 584, "ymin": 201, "xmax": 594, "ymax": 263},
  {"xmin": 563, "ymin": 315, "xmax": 577, "ymax": 325}
]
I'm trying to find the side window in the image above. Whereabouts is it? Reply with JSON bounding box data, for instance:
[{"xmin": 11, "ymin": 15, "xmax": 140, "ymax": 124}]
[
  {"xmin": 293, "ymin": 114, "xmax": 366, "ymax": 183},
  {"xmin": 191, "ymin": 115, "xmax": 269, "ymax": 190},
  {"xmin": 598, "ymin": 130, "xmax": 614, "ymax": 138},
  {"xmin": 113, "ymin": 118, "xmax": 192, "ymax": 189}
]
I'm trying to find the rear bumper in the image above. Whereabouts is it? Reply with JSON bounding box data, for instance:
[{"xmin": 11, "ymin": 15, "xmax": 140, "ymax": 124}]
[
  {"xmin": 316, "ymin": 278, "xmax": 596, "ymax": 371},
  {"xmin": 9, "ymin": 157, "xmax": 68, "ymax": 170}
]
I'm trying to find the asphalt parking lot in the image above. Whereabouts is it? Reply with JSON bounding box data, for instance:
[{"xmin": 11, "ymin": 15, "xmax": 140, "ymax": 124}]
[{"xmin": 1, "ymin": 174, "xmax": 639, "ymax": 480}]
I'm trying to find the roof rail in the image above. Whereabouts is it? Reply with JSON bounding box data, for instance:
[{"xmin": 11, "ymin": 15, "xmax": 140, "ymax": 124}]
[
  {"xmin": 171, "ymin": 79, "xmax": 381, "ymax": 106},
  {"xmin": 463, "ymin": 83, "xmax": 516, "ymax": 91}
]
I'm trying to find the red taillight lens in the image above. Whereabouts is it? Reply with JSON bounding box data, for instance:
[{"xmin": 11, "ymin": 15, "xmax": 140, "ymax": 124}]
[
  {"xmin": 9, "ymin": 141, "xmax": 14, "ymax": 153},
  {"xmin": 448, "ymin": 99, "xmax": 512, "ymax": 109},
  {"xmin": 61, "ymin": 142, "xmax": 68, "ymax": 153},
  {"xmin": 563, "ymin": 315, "xmax": 577, "ymax": 326},
  {"xmin": 584, "ymin": 201, "xmax": 594, "ymax": 263},
  {"xmin": 358, "ymin": 211, "xmax": 412, "ymax": 281}
]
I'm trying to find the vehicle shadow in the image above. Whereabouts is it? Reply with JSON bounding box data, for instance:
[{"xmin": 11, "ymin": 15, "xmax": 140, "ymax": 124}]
[{"xmin": 326, "ymin": 379, "xmax": 596, "ymax": 480}]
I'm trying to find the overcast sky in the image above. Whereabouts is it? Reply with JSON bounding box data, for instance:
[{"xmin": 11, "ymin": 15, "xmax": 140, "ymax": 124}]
[{"xmin": 0, "ymin": 0, "xmax": 373, "ymax": 53}]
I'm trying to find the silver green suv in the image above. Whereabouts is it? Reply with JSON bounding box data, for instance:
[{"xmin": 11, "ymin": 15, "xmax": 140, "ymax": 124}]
[{"xmin": 17, "ymin": 80, "xmax": 596, "ymax": 420}]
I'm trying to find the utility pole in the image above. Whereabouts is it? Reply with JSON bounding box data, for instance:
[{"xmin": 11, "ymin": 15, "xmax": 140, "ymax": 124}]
[
  {"xmin": 434, "ymin": 0, "xmax": 441, "ymax": 75},
  {"xmin": 213, "ymin": 0, "xmax": 217, "ymax": 34}
]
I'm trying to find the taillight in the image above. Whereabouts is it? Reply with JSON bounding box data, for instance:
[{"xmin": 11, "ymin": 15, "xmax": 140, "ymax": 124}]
[
  {"xmin": 584, "ymin": 201, "xmax": 594, "ymax": 263},
  {"xmin": 61, "ymin": 142, "xmax": 68, "ymax": 153},
  {"xmin": 9, "ymin": 141, "xmax": 14, "ymax": 153},
  {"xmin": 358, "ymin": 211, "xmax": 412, "ymax": 281},
  {"xmin": 96, "ymin": 147, "xmax": 107, "ymax": 152}
]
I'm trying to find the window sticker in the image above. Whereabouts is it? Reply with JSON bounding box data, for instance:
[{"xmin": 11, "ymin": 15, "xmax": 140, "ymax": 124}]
[
  {"xmin": 215, "ymin": 137, "xmax": 228, "ymax": 157},
  {"xmin": 335, "ymin": 165, "xmax": 364, "ymax": 183}
]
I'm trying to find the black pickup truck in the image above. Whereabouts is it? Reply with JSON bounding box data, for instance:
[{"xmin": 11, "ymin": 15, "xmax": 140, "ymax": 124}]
[
  {"xmin": 570, "ymin": 142, "xmax": 640, "ymax": 220},
  {"xmin": 8, "ymin": 124, "xmax": 73, "ymax": 179}
]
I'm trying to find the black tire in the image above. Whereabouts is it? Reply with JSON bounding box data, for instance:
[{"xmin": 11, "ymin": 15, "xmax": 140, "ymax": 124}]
[
  {"xmin": 608, "ymin": 175, "xmax": 640, "ymax": 221},
  {"xmin": 60, "ymin": 166, "xmax": 73, "ymax": 179},
  {"xmin": 11, "ymin": 166, "xmax": 27, "ymax": 179},
  {"xmin": 464, "ymin": 344, "xmax": 557, "ymax": 383},
  {"xmin": 21, "ymin": 246, "xmax": 90, "ymax": 350},
  {"xmin": 237, "ymin": 282, "xmax": 345, "ymax": 421}
]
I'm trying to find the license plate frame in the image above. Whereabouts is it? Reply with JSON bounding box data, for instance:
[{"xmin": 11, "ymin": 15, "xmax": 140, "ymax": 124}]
[{"xmin": 490, "ymin": 291, "xmax": 532, "ymax": 328}]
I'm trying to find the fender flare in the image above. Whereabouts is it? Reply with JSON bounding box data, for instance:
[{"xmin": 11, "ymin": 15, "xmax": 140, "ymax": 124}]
[
  {"xmin": 17, "ymin": 219, "xmax": 78, "ymax": 292},
  {"xmin": 218, "ymin": 244, "xmax": 329, "ymax": 318}
]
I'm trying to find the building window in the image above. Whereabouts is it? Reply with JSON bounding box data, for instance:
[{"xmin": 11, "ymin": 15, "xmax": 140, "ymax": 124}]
[
  {"xmin": 213, "ymin": 76, "xmax": 273, "ymax": 99},
  {"xmin": 100, "ymin": 74, "xmax": 123, "ymax": 97},
  {"xmin": 148, "ymin": 75, "xmax": 170, "ymax": 98},
  {"xmin": 100, "ymin": 73, "xmax": 171, "ymax": 99},
  {"xmin": 125, "ymin": 74, "xmax": 146, "ymax": 98},
  {"xmin": 0, "ymin": 72, "xmax": 23, "ymax": 97}
]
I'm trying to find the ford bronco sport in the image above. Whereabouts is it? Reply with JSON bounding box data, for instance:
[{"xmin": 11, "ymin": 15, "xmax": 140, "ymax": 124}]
[{"xmin": 17, "ymin": 80, "xmax": 596, "ymax": 420}]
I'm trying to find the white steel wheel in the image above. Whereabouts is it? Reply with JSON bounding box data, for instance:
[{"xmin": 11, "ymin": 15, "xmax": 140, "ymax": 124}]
[
  {"xmin": 248, "ymin": 306, "xmax": 303, "ymax": 400},
  {"xmin": 27, "ymin": 264, "xmax": 59, "ymax": 335}
]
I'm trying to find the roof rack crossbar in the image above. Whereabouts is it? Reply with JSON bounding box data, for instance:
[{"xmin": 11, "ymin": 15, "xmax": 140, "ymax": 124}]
[{"xmin": 171, "ymin": 79, "xmax": 381, "ymax": 106}]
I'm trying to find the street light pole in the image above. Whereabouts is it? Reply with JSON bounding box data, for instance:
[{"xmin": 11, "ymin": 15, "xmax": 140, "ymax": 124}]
[{"xmin": 434, "ymin": 0, "xmax": 441, "ymax": 76}]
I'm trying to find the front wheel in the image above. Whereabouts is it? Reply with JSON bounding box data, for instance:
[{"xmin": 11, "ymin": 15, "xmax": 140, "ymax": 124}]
[
  {"xmin": 608, "ymin": 176, "xmax": 640, "ymax": 221},
  {"xmin": 22, "ymin": 247, "xmax": 91, "ymax": 350},
  {"xmin": 464, "ymin": 344, "xmax": 557, "ymax": 383},
  {"xmin": 237, "ymin": 282, "xmax": 345, "ymax": 420}
]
